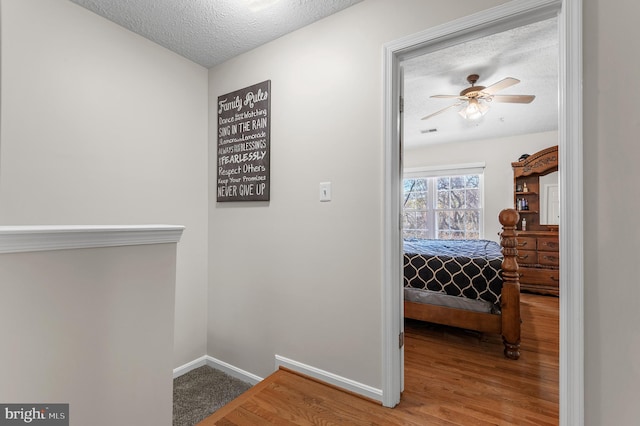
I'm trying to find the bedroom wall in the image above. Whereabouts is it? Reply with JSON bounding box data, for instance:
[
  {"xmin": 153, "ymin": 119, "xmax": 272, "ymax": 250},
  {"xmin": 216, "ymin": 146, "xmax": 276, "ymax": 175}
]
[
  {"xmin": 207, "ymin": 0, "xmax": 506, "ymax": 390},
  {"xmin": 0, "ymin": 0, "xmax": 209, "ymax": 369},
  {"xmin": 403, "ymin": 131, "xmax": 558, "ymax": 241}
]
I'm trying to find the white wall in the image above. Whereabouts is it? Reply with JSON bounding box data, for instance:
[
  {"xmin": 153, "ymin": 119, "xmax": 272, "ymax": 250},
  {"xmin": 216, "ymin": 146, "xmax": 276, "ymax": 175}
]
[
  {"xmin": 0, "ymin": 243, "xmax": 178, "ymax": 426},
  {"xmin": 209, "ymin": 0, "xmax": 640, "ymax": 421},
  {"xmin": 584, "ymin": 0, "xmax": 640, "ymax": 424},
  {"xmin": 404, "ymin": 131, "xmax": 558, "ymax": 240},
  {"xmin": 0, "ymin": 0, "xmax": 209, "ymax": 368},
  {"xmin": 207, "ymin": 0, "xmax": 506, "ymax": 390}
]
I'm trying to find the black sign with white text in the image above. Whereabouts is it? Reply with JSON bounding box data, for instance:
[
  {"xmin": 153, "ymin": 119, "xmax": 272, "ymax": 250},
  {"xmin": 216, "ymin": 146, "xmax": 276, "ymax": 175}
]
[{"xmin": 216, "ymin": 80, "xmax": 271, "ymax": 202}]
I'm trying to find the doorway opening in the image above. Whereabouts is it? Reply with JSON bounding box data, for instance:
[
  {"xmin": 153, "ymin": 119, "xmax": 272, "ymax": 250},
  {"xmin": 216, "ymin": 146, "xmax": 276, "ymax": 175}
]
[{"xmin": 382, "ymin": 2, "xmax": 583, "ymax": 425}]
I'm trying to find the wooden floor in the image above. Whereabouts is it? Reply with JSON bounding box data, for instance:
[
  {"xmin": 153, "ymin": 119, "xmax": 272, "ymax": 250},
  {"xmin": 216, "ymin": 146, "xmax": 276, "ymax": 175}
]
[{"xmin": 198, "ymin": 293, "xmax": 559, "ymax": 425}]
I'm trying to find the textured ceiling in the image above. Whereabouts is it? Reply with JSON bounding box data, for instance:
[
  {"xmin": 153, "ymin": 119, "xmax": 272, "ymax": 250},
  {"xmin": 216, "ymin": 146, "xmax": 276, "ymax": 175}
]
[
  {"xmin": 402, "ymin": 17, "xmax": 559, "ymax": 149},
  {"xmin": 68, "ymin": 1, "xmax": 557, "ymax": 148},
  {"xmin": 69, "ymin": 0, "xmax": 363, "ymax": 68}
]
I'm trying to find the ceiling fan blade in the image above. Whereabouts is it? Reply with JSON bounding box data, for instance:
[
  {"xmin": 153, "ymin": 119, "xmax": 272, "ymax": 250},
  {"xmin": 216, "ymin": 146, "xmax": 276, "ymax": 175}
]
[
  {"xmin": 421, "ymin": 102, "xmax": 463, "ymax": 120},
  {"xmin": 482, "ymin": 77, "xmax": 520, "ymax": 95},
  {"xmin": 430, "ymin": 94, "xmax": 462, "ymax": 99},
  {"xmin": 491, "ymin": 94, "xmax": 536, "ymax": 104}
]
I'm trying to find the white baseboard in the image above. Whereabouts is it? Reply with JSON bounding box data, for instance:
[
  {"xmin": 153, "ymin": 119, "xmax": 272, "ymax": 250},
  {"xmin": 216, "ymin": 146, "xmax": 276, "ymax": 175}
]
[
  {"xmin": 173, "ymin": 355, "xmax": 263, "ymax": 385},
  {"xmin": 205, "ymin": 356, "xmax": 263, "ymax": 385},
  {"xmin": 275, "ymin": 354, "xmax": 383, "ymax": 403},
  {"xmin": 173, "ymin": 355, "xmax": 208, "ymax": 379},
  {"xmin": 173, "ymin": 354, "xmax": 379, "ymax": 402}
]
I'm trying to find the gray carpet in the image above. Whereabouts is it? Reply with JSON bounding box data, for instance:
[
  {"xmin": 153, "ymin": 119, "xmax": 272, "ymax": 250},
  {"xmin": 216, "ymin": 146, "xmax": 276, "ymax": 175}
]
[{"xmin": 173, "ymin": 365, "xmax": 253, "ymax": 426}]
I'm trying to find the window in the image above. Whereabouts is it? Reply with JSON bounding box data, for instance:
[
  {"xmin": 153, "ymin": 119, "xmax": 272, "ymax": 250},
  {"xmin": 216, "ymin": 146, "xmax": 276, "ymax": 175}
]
[{"xmin": 403, "ymin": 164, "xmax": 484, "ymax": 240}]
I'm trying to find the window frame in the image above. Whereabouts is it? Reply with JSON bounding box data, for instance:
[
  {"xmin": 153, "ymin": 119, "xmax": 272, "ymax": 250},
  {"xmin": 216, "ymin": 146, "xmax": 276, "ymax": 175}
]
[{"xmin": 403, "ymin": 163, "xmax": 486, "ymax": 240}]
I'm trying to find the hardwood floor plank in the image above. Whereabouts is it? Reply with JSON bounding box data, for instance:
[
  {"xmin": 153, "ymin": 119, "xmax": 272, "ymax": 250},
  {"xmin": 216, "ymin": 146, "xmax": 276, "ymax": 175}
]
[{"xmin": 198, "ymin": 293, "xmax": 558, "ymax": 425}]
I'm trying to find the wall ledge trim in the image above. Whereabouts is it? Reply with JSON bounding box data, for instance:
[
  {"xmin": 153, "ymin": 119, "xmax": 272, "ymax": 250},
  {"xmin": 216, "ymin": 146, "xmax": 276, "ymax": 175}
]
[{"xmin": 0, "ymin": 225, "xmax": 185, "ymax": 254}]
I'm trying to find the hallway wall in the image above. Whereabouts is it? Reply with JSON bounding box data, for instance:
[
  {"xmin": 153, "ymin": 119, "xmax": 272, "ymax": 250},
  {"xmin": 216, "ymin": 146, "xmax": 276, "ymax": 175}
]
[
  {"xmin": 207, "ymin": 0, "xmax": 506, "ymax": 390},
  {"xmin": 0, "ymin": 0, "xmax": 209, "ymax": 368}
]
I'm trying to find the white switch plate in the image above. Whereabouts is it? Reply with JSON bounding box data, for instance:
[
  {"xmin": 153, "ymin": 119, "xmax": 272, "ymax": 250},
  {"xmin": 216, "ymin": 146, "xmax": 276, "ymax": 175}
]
[{"xmin": 319, "ymin": 182, "xmax": 331, "ymax": 202}]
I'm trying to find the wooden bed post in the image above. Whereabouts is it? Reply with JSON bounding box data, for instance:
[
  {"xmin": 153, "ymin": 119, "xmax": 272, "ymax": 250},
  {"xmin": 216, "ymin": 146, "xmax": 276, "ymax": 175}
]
[{"xmin": 499, "ymin": 208, "xmax": 521, "ymax": 360}]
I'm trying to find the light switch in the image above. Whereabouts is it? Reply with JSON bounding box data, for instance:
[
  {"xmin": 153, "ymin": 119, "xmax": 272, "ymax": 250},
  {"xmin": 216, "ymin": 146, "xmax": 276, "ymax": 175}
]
[{"xmin": 319, "ymin": 182, "xmax": 332, "ymax": 202}]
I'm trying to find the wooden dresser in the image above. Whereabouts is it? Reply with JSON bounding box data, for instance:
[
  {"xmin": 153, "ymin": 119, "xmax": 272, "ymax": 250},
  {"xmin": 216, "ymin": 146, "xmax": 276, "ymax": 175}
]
[
  {"xmin": 516, "ymin": 230, "xmax": 559, "ymax": 296},
  {"xmin": 511, "ymin": 146, "xmax": 559, "ymax": 296}
]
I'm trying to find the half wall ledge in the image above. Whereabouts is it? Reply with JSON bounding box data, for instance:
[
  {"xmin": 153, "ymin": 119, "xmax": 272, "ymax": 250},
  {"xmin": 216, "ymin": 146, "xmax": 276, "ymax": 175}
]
[{"xmin": 0, "ymin": 224, "xmax": 185, "ymax": 254}]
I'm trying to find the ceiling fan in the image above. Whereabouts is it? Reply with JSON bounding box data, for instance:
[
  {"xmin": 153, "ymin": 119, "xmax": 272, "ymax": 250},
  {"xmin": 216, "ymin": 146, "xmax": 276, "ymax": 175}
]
[{"xmin": 422, "ymin": 74, "xmax": 535, "ymax": 121}]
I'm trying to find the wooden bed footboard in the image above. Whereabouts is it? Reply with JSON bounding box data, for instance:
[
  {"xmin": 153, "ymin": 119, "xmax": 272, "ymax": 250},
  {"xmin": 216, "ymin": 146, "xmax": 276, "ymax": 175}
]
[{"xmin": 403, "ymin": 208, "xmax": 522, "ymax": 359}]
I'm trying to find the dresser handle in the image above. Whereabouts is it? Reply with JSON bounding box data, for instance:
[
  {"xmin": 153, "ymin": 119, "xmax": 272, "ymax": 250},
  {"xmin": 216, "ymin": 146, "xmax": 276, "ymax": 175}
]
[
  {"xmin": 518, "ymin": 241, "xmax": 528, "ymax": 247},
  {"xmin": 518, "ymin": 254, "xmax": 529, "ymax": 260},
  {"xmin": 543, "ymin": 242, "xmax": 558, "ymax": 249},
  {"xmin": 550, "ymin": 276, "xmax": 559, "ymax": 281},
  {"xmin": 542, "ymin": 255, "xmax": 558, "ymax": 262}
]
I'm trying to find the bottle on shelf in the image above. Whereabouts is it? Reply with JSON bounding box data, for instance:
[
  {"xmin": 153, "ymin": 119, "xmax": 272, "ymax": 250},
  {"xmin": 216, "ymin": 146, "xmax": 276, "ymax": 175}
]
[
  {"xmin": 521, "ymin": 217, "xmax": 527, "ymax": 231},
  {"xmin": 523, "ymin": 182, "xmax": 528, "ymax": 192},
  {"xmin": 517, "ymin": 198, "xmax": 528, "ymax": 211}
]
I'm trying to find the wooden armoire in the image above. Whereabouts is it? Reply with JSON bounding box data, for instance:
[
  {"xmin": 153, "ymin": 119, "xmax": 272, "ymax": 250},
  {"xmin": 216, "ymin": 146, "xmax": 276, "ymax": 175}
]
[{"xmin": 511, "ymin": 145, "xmax": 559, "ymax": 296}]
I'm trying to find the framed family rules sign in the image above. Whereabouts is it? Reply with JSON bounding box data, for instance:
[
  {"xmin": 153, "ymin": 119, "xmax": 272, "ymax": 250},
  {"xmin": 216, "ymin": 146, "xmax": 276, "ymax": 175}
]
[{"xmin": 217, "ymin": 80, "xmax": 271, "ymax": 202}]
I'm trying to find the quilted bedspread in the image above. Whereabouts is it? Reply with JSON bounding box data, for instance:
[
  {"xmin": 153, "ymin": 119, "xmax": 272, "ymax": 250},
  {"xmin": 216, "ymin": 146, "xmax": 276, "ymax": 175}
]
[{"xmin": 403, "ymin": 239, "xmax": 503, "ymax": 306}]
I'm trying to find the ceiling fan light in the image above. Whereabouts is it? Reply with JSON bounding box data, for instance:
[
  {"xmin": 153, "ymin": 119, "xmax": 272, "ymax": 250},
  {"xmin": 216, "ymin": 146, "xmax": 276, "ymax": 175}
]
[{"xmin": 459, "ymin": 99, "xmax": 489, "ymax": 120}]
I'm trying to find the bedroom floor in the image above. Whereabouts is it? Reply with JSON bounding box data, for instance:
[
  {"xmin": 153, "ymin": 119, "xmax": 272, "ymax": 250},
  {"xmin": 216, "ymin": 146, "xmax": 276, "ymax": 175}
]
[
  {"xmin": 197, "ymin": 292, "xmax": 559, "ymax": 425},
  {"xmin": 402, "ymin": 291, "xmax": 559, "ymax": 425}
]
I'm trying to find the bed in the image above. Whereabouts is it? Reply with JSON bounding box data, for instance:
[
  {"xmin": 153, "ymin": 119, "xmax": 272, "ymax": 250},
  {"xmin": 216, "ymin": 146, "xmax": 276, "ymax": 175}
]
[{"xmin": 403, "ymin": 208, "xmax": 521, "ymax": 359}]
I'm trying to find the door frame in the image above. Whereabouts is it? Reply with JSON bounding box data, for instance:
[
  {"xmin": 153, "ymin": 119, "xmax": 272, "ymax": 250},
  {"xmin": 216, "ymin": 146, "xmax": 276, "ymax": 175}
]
[{"xmin": 381, "ymin": 1, "xmax": 583, "ymax": 424}]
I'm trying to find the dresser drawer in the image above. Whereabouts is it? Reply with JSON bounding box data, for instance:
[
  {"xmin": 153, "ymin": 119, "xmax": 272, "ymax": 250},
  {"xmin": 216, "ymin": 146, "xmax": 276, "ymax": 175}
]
[
  {"xmin": 517, "ymin": 237, "xmax": 537, "ymax": 250},
  {"xmin": 538, "ymin": 237, "xmax": 559, "ymax": 252},
  {"xmin": 519, "ymin": 267, "xmax": 559, "ymax": 287},
  {"xmin": 517, "ymin": 249, "xmax": 537, "ymax": 265},
  {"xmin": 537, "ymin": 252, "xmax": 560, "ymax": 267}
]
